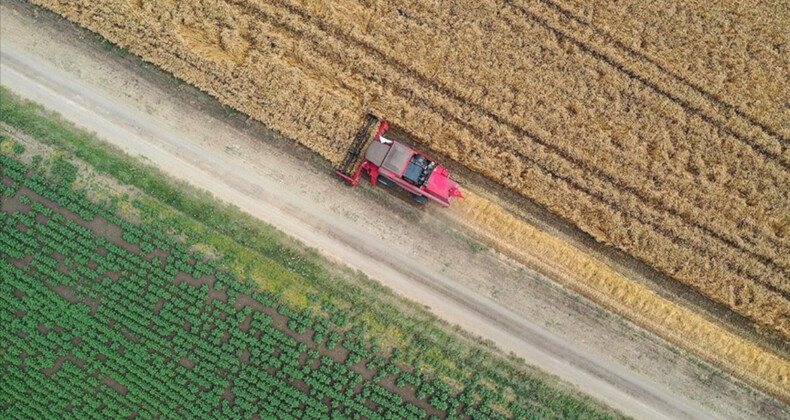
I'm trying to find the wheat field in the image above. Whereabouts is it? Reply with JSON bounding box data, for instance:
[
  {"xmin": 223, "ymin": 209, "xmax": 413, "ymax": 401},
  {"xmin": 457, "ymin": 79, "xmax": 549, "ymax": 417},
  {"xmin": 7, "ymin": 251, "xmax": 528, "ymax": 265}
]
[{"xmin": 33, "ymin": 0, "xmax": 789, "ymax": 358}]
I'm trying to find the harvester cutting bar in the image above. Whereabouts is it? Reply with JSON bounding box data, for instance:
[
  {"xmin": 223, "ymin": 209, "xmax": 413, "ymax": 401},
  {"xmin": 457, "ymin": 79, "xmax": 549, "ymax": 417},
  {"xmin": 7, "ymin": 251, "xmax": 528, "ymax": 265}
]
[{"xmin": 338, "ymin": 113, "xmax": 378, "ymax": 176}]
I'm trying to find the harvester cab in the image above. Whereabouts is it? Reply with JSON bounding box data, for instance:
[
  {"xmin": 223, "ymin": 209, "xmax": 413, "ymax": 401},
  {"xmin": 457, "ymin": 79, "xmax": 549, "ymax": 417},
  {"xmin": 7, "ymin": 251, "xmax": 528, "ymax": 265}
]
[{"xmin": 335, "ymin": 114, "xmax": 463, "ymax": 207}]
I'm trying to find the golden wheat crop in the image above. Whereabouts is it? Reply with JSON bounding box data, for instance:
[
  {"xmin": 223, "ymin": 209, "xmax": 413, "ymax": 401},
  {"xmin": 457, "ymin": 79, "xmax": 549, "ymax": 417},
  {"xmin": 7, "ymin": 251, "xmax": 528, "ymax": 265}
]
[
  {"xmin": 553, "ymin": 0, "xmax": 790, "ymax": 139},
  {"xmin": 32, "ymin": 0, "xmax": 790, "ymax": 349}
]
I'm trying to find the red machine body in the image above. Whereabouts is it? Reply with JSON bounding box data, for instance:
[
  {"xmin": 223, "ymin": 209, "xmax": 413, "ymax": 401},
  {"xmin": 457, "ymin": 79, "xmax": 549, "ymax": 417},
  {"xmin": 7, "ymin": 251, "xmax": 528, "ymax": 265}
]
[{"xmin": 335, "ymin": 116, "xmax": 463, "ymax": 207}]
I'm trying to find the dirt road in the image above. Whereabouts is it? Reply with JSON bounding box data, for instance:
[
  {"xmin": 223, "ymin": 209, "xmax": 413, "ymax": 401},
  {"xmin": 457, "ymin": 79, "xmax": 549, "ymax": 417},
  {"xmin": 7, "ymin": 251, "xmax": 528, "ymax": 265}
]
[{"xmin": 1, "ymin": 3, "xmax": 785, "ymax": 419}]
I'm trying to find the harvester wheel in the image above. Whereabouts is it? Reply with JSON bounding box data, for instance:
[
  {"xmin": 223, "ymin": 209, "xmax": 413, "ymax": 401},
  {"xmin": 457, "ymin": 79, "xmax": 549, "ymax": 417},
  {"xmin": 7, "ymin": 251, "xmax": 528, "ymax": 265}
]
[{"xmin": 411, "ymin": 194, "xmax": 428, "ymax": 205}]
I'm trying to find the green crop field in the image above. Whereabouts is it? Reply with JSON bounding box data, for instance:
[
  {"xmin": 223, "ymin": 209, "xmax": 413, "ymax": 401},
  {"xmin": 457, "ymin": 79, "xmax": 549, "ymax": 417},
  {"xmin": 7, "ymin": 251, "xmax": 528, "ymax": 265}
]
[{"xmin": 0, "ymin": 89, "xmax": 619, "ymax": 419}]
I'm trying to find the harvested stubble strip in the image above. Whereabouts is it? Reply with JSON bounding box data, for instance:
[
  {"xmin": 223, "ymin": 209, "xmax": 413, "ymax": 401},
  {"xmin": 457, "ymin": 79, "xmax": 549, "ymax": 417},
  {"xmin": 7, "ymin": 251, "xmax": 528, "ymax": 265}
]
[
  {"xmin": 30, "ymin": 0, "xmax": 790, "ymax": 346},
  {"xmin": 447, "ymin": 192, "xmax": 790, "ymax": 404},
  {"xmin": 506, "ymin": 0, "xmax": 790, "ymax": 166}
]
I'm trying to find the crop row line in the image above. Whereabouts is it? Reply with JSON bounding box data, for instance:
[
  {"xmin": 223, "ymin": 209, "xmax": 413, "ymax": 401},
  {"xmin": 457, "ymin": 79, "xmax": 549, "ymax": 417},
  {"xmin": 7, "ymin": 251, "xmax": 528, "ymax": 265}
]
[
  {"xmin": 497, "ymin": 0, "xmax": 790, "ymax": 248},
  {"xmin": 520, "ymin": 0, "xmax": 790, "ymax": 146},
  {"xmin": 12, "ymin": 184, "xmax": 462, "ymax": 418}
]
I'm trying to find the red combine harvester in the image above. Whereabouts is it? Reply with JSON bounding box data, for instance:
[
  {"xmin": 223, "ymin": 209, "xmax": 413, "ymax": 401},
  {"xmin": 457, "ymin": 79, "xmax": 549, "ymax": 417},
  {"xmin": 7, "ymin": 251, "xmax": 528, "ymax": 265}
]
[{"xmin": 336, "ymin": 114, "xmax": 463, "ymax": 207}]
